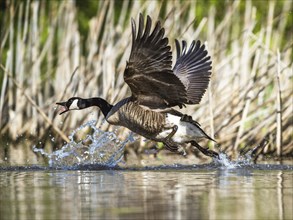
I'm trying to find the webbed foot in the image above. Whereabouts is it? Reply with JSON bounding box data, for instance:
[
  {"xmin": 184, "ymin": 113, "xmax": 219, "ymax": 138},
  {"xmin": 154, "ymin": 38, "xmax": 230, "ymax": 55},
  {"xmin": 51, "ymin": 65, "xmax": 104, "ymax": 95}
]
[{"xmin": 163, "ymin": 141, "xmax": 186, "ymax": 156}]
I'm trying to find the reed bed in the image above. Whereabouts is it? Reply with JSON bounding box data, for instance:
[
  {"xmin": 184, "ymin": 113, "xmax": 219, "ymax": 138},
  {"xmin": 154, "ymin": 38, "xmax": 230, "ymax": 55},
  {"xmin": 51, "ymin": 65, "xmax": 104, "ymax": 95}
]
[{"xmin": 0, "ymin": 0, "xmax": 292, "ymax": 160}]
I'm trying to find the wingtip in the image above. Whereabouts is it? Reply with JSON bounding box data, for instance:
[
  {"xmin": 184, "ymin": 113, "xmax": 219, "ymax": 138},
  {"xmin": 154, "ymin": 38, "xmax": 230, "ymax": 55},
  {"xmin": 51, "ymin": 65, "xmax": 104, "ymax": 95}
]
[
  {"xmin": 182, "ymin": 40, "xmax": 187, "ymax": 54},
  {"xmin": 175, "ymin": 39, "xmax": 181, "ymax": 59},
  {"xmin": 146, "ymin": 14, "xmax": 151, "ymax": 21},
  {"xmin": 137, "ymin": 13, "xmax": 145, "ymax": 39},
  {"xmin": 131, "ymin": 17, "xmax": 136, "ymax": 41},
  {"xmin": 156, "ymin": 20, "xmax": 161, "ymax": 28},
  {"xmin": 131, "ymin": 17, "xmax": 135, "ymax": 23}
]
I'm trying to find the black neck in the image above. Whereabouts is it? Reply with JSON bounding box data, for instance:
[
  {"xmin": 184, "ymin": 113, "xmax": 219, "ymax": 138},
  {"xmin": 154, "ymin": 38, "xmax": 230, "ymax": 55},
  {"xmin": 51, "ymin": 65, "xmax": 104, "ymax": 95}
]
[{"xmin": 82, "ymin": 98, "xmax": 113, "ymax": 117}]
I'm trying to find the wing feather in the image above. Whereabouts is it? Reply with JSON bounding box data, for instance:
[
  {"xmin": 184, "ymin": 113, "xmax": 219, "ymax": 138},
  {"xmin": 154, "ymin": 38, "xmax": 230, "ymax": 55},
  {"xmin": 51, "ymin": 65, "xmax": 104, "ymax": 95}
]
[
  {"xmin": 124, "ymin": 14, "xmax": 187, "ymax": 109},
  {"xmin": 173, "ymin": 40, "xmax": 212, "ymax": 104}
]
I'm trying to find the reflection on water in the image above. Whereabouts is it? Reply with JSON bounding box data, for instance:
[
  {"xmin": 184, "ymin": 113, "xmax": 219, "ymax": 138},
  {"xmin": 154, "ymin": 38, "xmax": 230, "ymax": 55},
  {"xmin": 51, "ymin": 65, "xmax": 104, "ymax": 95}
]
[{"xmin": 0, "ymin": 169, "xmax": 292, "ymax": 220}]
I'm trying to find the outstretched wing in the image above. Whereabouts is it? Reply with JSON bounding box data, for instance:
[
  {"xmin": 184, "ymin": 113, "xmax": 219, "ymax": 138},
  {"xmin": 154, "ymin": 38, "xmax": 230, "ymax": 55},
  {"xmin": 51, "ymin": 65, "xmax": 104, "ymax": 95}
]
[
  {"xmin": 124, "ymin": 14, "xmax": 187, "ymax": 109},
  {"xmin": 173, "ymin": 40, "xmax": 212, "ymax": 104}
]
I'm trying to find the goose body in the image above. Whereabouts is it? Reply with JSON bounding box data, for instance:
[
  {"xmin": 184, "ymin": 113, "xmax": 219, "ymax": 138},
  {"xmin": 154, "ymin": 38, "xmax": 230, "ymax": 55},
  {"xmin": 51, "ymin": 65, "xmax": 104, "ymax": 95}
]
[
  {"xmin": 106, "ymin": 98, "xmax": 210, "ymax": 143},
  {"xmin": 57, "ymin": 14, "xmax": 219, "ymax": 158},
  {"xmin": 106, "ymin": 98, "xmax": 165, "ymax": 136}
]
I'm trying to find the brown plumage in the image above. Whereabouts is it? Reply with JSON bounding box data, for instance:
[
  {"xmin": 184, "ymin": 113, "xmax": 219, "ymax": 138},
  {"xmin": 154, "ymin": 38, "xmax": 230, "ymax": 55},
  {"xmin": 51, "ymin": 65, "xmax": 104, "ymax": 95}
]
[{"xmin": 107, "ymin": 99, "xmax": 166, "ymax": 136}]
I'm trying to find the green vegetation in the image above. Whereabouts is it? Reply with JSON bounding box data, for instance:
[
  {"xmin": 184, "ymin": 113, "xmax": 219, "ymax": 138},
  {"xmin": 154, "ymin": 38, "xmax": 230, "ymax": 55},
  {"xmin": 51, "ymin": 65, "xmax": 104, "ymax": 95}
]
[{"xmin": 0, "ymin": 0, "xmax": 292, "ymax": 163}]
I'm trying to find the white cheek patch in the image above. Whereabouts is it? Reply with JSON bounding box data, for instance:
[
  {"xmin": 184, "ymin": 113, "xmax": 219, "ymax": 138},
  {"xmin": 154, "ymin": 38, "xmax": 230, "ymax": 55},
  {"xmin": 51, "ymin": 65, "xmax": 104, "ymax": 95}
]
[{"xmin": 70, "ymin": 99, "xmax": 79, "ymax": 110}]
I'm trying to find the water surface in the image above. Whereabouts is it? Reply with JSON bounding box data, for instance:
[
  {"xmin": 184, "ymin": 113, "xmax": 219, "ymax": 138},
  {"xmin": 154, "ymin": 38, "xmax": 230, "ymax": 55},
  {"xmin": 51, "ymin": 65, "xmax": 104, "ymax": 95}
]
[
  {"xmin": 0, "ymin": 165, "xmax": 292, "ymax": 220},
  {"xmin": 1, "ymin": 122, "xmax": 292, "ymax": 219}
]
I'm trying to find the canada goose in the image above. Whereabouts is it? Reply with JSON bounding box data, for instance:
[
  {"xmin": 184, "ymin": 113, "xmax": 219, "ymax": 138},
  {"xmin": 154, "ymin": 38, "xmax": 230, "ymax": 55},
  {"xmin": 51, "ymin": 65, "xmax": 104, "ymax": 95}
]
[{"xmin": 57, "ymin": 14, "xmax": 219, "ymax": 159}]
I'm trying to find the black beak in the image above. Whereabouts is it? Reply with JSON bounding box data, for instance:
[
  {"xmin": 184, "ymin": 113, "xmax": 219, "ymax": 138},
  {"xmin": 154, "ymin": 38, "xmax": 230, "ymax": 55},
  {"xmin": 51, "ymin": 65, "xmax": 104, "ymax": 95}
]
[{"xmin": 56, "ymin": 101, "xmax": 69, "ymax": 115}]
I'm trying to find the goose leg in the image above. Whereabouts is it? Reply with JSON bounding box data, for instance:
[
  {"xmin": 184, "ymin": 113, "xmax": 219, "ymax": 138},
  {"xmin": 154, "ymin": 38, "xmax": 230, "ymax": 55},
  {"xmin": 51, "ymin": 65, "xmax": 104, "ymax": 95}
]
[
  {"xmin": 190, "ymin": 140, "xmax": 219, "ymax": 159},
  {"xmin": 161, "ymin": 125, "xmax": 178, "ymax": 148},
  {"xmin": 162, "ymin": 125, "xmax": 181, "ymax": 153},
  {"xmin": 163, "ymin": 125, "xmax": 178, "ymax": 147},
  {"xmin": 165, "ymin": 125, "xmax": 178, "ymax": 140},
  {"xmin": 163, "ymin": 140, "xmax": 186, "ymax": 156}
]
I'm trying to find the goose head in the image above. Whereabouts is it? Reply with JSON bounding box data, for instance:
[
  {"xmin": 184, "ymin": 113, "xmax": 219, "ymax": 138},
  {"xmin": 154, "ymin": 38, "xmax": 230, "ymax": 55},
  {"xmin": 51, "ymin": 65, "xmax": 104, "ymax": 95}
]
[{"xmin": 56, "ymin": 97, "xmax": 85, "ymax": 115}]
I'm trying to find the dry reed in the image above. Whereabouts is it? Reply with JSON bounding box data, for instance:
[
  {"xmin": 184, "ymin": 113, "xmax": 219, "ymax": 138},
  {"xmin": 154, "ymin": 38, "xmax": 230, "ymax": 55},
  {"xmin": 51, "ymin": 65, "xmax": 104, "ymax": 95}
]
[{"xmin": 0, "ymin": 0, "xmax": 292, "ymax": 159}]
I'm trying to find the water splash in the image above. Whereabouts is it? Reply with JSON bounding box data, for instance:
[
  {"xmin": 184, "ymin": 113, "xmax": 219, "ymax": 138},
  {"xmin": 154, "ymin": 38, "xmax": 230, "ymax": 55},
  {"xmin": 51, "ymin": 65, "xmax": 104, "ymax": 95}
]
[
  {"xmin": 207, "ymin": 137, "xmax": 269, "ymax": 169},
  {"xmin": 212, "ymin": 144, "xmax": 266, "ymax": 169},
  {"xmin": 33, "ymin": 120, "xmax": 135, "ymax": 168},
  {"xmin": 33, "ymin": 122, "xmax": 268, "ymax": 169}
]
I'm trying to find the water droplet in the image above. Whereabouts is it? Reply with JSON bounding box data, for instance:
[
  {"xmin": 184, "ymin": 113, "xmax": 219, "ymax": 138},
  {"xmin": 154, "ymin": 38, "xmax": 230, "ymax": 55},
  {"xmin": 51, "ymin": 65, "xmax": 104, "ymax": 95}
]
[{"xmin": 33, "ymin": 120, "xmax": 128, "ymax": 168}]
